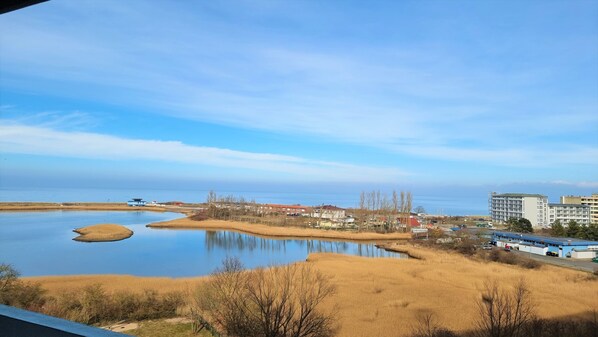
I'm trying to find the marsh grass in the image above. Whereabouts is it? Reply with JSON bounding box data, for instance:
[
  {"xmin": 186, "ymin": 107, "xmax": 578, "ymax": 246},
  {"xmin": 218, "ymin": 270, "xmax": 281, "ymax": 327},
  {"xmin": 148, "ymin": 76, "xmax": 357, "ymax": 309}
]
[
  {"xmin": 125, "ymin": 320, "xmax": 208, "ymax": 337},
  {"xmin": 43, "ymin": 285, "xmax": 184, "ymax": 325},
  {"xmin": 25, "ymin": 245, "xmax": 598, "ymax": 337}
]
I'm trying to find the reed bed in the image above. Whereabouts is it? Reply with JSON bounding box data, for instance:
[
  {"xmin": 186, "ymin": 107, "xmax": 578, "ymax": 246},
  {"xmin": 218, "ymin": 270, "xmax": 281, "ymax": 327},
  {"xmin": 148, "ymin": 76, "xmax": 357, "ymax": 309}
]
[{"xmin": 25, "ymin": 246, "xmax": 598, "ymax": 337}]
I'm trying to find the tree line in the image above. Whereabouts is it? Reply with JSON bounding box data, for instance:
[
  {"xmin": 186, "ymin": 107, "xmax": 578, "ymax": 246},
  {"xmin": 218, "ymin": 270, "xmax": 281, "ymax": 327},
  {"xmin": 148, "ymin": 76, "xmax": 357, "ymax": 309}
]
[
  {"xmin": 356, "ymin": 190, "xmax": 416, "ymax": 232},
  {"xmin": 506, "ymin": 217, "xmax": 598, "ymax": 240},
  {"xmin": 550, "ymin": 220, "xmax": 598, "ymax": 240}
]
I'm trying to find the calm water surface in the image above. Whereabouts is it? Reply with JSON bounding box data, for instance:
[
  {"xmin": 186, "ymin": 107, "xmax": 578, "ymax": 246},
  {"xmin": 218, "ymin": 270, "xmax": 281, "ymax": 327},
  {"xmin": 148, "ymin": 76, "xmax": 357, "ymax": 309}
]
[{"xmin": 0, "ymin": 211, "xmax": 405, "ymax": 277}]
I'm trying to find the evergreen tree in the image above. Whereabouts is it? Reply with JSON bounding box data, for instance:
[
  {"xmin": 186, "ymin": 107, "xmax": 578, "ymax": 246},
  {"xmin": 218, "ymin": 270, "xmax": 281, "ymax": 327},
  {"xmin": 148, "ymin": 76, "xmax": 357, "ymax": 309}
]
[
  {"xmin": 506, "ymin": 217, "xmax": 533, "ymax": 233},
  {"xmin": 506, "ymin": 217, "xmax": 519, "ymax": 232},
  {"xmin": 551, "ymin": 220, "xmax": 565, "ymax": 237},
  {"xmin": 517, "ymin": 218, "xmax": 533, "ymax": 233},
  {"xmin": 586, "ymin": 223, "xmax": 598, "ymax": 241},
  {"xmin": 566, "ymin": 220, "xmax": 580, "ymax": 238}
]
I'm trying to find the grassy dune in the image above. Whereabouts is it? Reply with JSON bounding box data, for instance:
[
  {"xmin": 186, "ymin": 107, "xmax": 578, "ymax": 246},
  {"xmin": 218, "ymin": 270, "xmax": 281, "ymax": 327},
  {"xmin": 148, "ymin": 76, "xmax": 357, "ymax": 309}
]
[
  {"xmin": 73, "ymin": 224, "xmax": 134, "ymax": 242},
  {"xmin": 148, "ymin": 218, "xmax": 412, "ymax": 241},
  {"xmin": 27, "ymin": 245, "xmax": 598, "ymax": 337}
]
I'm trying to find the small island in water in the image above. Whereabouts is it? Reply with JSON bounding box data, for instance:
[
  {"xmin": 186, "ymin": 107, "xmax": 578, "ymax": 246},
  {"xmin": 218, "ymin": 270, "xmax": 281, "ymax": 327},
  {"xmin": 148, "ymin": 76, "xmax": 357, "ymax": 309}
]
[{"xmin": 73, "ymin": 224, "xmax": 133, "ymax": 242}]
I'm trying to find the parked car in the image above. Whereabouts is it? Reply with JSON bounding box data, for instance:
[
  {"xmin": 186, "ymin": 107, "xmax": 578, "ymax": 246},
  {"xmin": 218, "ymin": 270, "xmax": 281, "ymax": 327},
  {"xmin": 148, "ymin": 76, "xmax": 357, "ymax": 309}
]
[
  {"xmin": 481, "ymin": 244, "xmax": 493, "ymax": 250},
  {"xmin": 546, "ymin": 251, "xmax": 558, "ymax": 257},
  {"xmin": 592, "ymin": 257, "xmax": 598, "ymax": 263}
]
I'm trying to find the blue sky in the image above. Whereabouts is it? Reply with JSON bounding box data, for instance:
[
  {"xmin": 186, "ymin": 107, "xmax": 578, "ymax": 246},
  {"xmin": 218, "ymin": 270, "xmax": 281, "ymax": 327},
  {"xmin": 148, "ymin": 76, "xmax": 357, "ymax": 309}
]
[{"xmin": 0, "ymin": 0, "xmax": 597, "ymax": 204}]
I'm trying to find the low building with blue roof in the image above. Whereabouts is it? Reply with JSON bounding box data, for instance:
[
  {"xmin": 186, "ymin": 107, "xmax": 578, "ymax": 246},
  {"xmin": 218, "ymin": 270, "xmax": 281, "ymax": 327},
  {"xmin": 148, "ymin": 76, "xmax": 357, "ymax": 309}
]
[
  {"xmin": 127, "ymin": 198, "xmax": 147, "ymax": 207},
  {"xmin": 492, "ymin": 231, "xmax": 598, "ymax": 258}
]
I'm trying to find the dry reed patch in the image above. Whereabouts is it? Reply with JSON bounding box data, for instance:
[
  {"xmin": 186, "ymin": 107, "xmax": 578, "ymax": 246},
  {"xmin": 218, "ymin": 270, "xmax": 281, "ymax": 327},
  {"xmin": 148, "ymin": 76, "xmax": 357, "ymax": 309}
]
[
  {"xmin": 25, "ymin": 275, "xmax": 204, "ymax": 295},
  {"xmin": 306, "ymin": 252, "xmax": 598, "ymax": 337},
  {"xmin": 27, "ymin": 251, "xmax": 598, "ymax": 337},
  {"xmin": 148, "ymin": 218, "xmax": 412, "ymax": 241},
  {"xmin": 73, "ymin": 224, "xmax": 133, "ymax": 242}
]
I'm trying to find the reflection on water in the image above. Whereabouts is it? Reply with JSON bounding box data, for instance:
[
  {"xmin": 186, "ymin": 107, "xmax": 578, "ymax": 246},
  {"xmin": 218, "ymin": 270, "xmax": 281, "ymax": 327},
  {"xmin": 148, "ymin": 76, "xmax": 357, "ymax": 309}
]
[
  {"xmin": 204, "ymin": 231, "xmax": 403, "ymax": 258},
  {"xmin": 0, "ymin": 211, "xmax": 405, "ymax": 277}
]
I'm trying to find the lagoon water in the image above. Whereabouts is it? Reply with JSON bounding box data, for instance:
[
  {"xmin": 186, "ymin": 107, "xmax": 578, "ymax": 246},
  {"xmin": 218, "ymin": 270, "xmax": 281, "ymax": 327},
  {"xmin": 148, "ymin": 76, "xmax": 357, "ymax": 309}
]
[{"xmin": 0, "ymin": 211, "xmax": 404, "ymax": 277}]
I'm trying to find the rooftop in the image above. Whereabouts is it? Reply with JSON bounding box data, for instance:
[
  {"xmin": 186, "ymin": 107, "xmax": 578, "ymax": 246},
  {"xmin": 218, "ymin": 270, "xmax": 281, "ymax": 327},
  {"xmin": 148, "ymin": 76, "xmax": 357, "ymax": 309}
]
[
  {"xmin": 493, "ymin": 231, "xmax": 598, "ymax": 246},
  {"xmin": 263, "ymin": 204, "xmax": 310, "ymax": 210},
  {"xmin": 317, "ymin": 205, "xmax": 345, "ymax": 210},
  {"xmin": 548, "ymin": 203, "xmax": 590, "ymax": 208},
  {"xmin": 492, "ymin": 193, "xmax": 547, "ymax": 198}
]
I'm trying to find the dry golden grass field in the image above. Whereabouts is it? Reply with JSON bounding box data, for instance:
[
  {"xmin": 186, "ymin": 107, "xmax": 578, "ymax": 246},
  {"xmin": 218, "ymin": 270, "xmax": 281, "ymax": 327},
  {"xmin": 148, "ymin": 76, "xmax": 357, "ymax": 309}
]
[
  {"xmin": 149, "ymin": 218, "xmax": 412, "ymax": 241},
  {"xmin": 72, "ymin": 224, "xmax": 134, "ymax": 242},
  {"xmin": 28, "ymin": 244, "xmax": 598, "ymax": 337}
]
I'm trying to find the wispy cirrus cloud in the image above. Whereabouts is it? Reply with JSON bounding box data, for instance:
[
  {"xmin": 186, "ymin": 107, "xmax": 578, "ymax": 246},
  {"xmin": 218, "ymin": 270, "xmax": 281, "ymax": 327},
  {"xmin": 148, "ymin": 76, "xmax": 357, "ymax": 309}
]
[
  {"xmin": 1, "ymin": 0, "xmax": 596, "ymax": 181},
  {"xmin": 388, "ymin": 142, "xmax": 598, "ymax": 167},
  {"xmin": 549, "ymin": 180, "xmax": 598, "ymax": 189}
]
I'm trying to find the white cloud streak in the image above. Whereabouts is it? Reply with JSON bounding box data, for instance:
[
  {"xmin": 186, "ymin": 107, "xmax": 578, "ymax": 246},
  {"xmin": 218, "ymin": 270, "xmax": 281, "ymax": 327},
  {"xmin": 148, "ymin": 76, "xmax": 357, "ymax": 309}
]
[
  {"xmin": 0, "ymin": 123, "xmax": 407, "ymax": 182},
  {"xmin": 0, "ymin": 1, "xmax": 596, "ymax": 171}
]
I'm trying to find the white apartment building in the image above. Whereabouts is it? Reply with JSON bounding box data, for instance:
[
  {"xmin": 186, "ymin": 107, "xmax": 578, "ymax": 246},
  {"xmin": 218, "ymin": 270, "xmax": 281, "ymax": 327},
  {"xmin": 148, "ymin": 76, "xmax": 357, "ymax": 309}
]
[
  {"xmin": 548, "ymin": 203, "xmax": 590, "ymax": 226},
  {"xmin": 489, "ymin": 193, "xmax": 548, "ymax": 227},
  {"xmin": 561, "ymin": 194, "xmax": 598, "ymax": 224},
  {"xmin": 311, "ymin": 205, "xmax": 346, "ymax": 220}
]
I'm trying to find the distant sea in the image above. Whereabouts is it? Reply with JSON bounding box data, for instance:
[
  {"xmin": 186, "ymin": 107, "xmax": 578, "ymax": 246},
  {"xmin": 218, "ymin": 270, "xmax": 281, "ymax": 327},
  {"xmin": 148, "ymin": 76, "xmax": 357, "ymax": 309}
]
[{"xmin": 0, "ymin": 187, "xmax": 489, "ymax": 215}]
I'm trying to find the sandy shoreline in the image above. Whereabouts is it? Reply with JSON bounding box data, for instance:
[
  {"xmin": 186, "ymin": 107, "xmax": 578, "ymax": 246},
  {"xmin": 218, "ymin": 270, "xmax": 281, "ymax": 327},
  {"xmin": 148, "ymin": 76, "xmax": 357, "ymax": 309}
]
[
  {"xmin": 148, "ymin": 218, "xmax": 413, "ymax": 241},
  {"xmin": 0, "ymin": 202, "xmax": 171, "ymax": 212},
  {"xmin": 1, "ymin": 202, "xmax": 412, "ymax": 242}
]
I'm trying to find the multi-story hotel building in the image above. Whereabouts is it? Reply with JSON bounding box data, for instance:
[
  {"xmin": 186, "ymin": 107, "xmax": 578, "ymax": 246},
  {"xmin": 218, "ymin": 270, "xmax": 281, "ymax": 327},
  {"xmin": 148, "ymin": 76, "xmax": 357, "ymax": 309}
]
[
  {"xmin": 489, "ymin": 192, "xmax": 548, "ymax": 227},
  {"xmin": 561, "ymin": 194, "xmax": 598, "ymax": 224},
  {"xmin": 548, "ymin": 203, "xmax": 591, "ymax": 226}
]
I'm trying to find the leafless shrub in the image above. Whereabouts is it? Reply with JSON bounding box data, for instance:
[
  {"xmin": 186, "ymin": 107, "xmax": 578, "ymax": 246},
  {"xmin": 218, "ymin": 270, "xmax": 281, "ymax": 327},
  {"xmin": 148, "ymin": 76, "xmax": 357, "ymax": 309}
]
[
  {"xmin": 519, "ymin": 311, "xmax": 598, "ymax": 337},
  {"xmin": 0, "ymin": 263, "xmax": 46, "ymax": 310},
  {"xmin": 192, "ymin": 257, "xmax": 337, "ymax": 337},
  {"xmin": 43, "ymin": 284, "xmax": 184, "ymax": 324},
  {"xmin": 190, "ymin": 211, "xmax": 209, "ymax": 221},
  {"xmin": 411, "ymin": 313, "xmax": 458, "ymax": 337},
  {"xmin": 519, "ymin": 258, "xmax": 541, "ymax": 269},
  {"xmin": 475, "ymin": 279, "xmax": 535, "ymax": 337},
  {"xmin": 485, "ymin": 250, "xmax": 539, "ymax": 269}
]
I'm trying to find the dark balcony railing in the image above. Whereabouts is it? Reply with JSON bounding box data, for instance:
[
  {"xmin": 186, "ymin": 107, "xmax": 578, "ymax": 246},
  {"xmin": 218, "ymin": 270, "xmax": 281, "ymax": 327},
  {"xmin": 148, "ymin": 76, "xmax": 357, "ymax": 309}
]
[{"xmin": 0, "ymin": 304, "xmax": 127, "ymax": 337}]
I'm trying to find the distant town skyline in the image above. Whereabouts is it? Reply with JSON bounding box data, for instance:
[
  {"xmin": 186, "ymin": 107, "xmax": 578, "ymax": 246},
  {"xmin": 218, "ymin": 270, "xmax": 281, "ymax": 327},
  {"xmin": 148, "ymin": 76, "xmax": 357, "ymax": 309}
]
[{"xmin": 1, "ymin": 1, "xmax": 597, "ymax": 195}]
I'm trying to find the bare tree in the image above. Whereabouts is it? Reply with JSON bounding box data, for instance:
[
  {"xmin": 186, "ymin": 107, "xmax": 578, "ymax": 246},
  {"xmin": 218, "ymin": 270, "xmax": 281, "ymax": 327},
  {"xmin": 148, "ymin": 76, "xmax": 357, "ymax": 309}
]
[
  {"xmin": 358, "ymin": 192, "xmax": 371, "ymax": 231},
  {"xmin": 392, "ymin": 190, "xmax": 399, "ymax": 214},
  {"xmin": 475, "ymin": 279, "xmax": 535, "ymax": 337},
  {"xmin": 411, "ymin": 313, "xmax": 457, "ymax": 337},
  {"xmin": 0, "ymin": 263, "xmax": 19, "ymax": 292},
  {"xmin": 206, "ymin": 190, "xmax": 218, "ymax": 204},
  {"xmin": 193, "ymin": 258, "xmax": 337, "ymax": 337}
]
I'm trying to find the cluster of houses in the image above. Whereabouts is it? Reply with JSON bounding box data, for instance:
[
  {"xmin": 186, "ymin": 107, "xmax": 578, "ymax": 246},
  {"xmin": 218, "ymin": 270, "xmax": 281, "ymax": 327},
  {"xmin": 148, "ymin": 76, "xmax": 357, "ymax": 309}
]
[{"xmin": 257, "ymin": 203, "xmax": 423, "ymax": 229}]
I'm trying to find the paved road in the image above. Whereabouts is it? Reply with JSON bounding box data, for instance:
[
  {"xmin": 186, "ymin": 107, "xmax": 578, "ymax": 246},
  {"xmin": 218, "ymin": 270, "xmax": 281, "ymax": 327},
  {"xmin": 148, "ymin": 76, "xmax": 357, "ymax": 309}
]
[{"xmin": 508, "ymin": 249, "xmax": 597, "ymax": 273}]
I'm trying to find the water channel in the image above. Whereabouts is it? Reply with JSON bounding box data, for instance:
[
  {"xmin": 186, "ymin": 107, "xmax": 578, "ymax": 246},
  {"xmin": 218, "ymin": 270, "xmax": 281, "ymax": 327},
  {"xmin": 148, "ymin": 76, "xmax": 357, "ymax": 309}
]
[{"xmin": 0, "ymin": 211, "xmax": 405, "ymax": 277}]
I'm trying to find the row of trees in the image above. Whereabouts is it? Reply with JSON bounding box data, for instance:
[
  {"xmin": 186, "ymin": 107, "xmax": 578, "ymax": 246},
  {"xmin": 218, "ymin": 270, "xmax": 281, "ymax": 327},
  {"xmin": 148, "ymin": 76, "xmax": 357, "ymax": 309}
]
[
  {"xmin": 506, "ymin": 217, "xmax": 598, "ymax": 241},
  {"xmin": 356, "ymin": 190, "xmax": 416, "ymax": 232},
  {"xmin": 551, "ymin": 220, "xmax": 598, "ymax": 240},
  {"xmin": 206, "ymin": 190, "xmax": 258, "ymax": 208}
]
